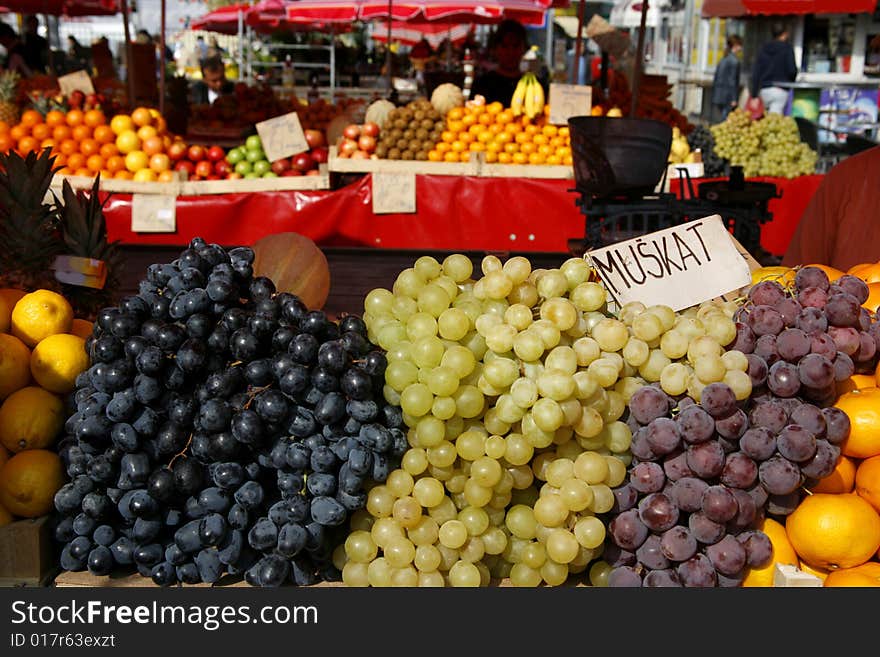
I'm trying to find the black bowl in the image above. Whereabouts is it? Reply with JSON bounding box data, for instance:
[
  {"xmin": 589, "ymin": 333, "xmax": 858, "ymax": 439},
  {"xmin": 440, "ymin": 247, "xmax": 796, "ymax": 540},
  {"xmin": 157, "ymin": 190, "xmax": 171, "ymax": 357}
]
[{"xmin": 568, "ymin": 116, "xmax": 673, "ymax": 198}]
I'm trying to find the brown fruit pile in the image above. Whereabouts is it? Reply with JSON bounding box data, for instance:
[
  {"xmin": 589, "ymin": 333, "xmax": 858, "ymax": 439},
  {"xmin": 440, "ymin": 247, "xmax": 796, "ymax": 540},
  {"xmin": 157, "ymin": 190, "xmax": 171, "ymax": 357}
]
[{"xmin": 375, "ymin": 99, "xmax": 445, "ymax": 161}]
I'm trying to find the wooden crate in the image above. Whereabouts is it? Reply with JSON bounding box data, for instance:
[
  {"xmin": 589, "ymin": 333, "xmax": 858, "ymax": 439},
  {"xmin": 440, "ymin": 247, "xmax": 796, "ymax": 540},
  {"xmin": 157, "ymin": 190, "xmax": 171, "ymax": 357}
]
[{"xmin": 0, "ymin": 516, "xmax": 57, "ymax": 587}]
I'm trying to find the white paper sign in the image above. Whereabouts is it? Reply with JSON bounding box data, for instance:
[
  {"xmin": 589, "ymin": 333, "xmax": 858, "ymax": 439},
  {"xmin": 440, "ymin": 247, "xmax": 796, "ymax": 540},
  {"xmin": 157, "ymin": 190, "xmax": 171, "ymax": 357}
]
[
  {"xmin": 58, "ymin": 70, "xmax": 95, "ymax": 97},
  {"xmin": 372, "ymin": 172, "xmax": 416, "ymax": 214},
  {"xmin": 585, "ymin": 215, "xmax": 752, "ymax": 311},
  {"xmin": 131, "ymin": 194, "xmax": 176, "ymax": 233},
  {"xmin": 549, "ymin": 83, "xmax": 593, "ymax": 126},
  {"xmin": 255, "ymin": 112, "xmax": 309, "ymax": 163}
]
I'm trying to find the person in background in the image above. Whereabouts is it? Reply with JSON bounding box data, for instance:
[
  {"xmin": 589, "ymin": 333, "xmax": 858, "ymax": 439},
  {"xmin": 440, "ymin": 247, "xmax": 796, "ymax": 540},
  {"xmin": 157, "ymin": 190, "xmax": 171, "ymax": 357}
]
[
  {"xmin": 751, "ymin": 22, "xmax": 798, "ymax": 115},
  {"xmin": 0, "ymin": 23, "xmax": 32, "ymax": 77},
  {"xmin": 189, "ymin": 55, "xmax": 234, "ymax": 105},
  {"xmin": 195, "ymin": 35, "xmax": 209, "ymax": 61},
  {"xmin": 712, "ymin": 35, "xmax": 743, "ymax": 121},
  {"xmin": 782, "ymin": 145, "xmax": 880, "ymax": 271},
  {"xmin": 67, "ymin": 35, "xmax": 91, "ymax": 73},
  {"xmin": 471, "ymin": 19, "xmax": 529, "ymax": 105},
  {"xmin": 21, "ymin": 15, "xmax": 48, "ymax": 74},
  {"xmin": 206, "ymin": 36, "xmax": 225, "ymax": 59}
]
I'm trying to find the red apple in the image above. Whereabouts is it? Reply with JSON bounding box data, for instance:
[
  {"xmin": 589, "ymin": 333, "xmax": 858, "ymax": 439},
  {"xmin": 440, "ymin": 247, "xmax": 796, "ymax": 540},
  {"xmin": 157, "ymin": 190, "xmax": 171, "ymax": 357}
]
[
  {"xmin": 69, "ymin": 90, "xmax": 85, "ymax": 108},
  {"xmin": 304, "ymin": 129, "xmax": 325, "ymax": 149},
  {"xmin": 310, "ymin": 146, "xmax": 328, "ymax": 164},
  {"xmin": 206, "ymin": 174, "xmax": 221, "ymax": 181},
  {"xmin": 271, "ymin": 158, "xmax": 291, "ymax": 175},
  {"xmin": 187, "ymin": 144, "xmax": 206, "ymax": 162},
  {"xmin": 168, "ymin": 141, "xmax": 188, "ymax": 162},
  {"xmin": 206, "ymin": 145, "xmax": 226, "ymax": 162},
  {"xmin": 213, "ymin": 159, "xmax": 231, "ymax": 177},
  {"xmin": 280, "ymin": 168, "xmax": 302, "ymax": 177},
  {"xmin": 342, "ymin": 123, "xmax": 360, "ymax": 140},
  {"xmin": 357, "ymin": 135, "xmax": 376, "ymax": 153},
  {"xmin": 292, "ymin": 152, "xmax": 315, "ymax": 173},
  {"xmin": 306, "ymin": 169, "xmax": 321, "ymax": 176},
  {"xmin": 351, "ymin": 150, "xmax": 370, "ymax": 160},
  {"xmin": 174, "ymin": 160, "xmax": 195, "ymax": 178},
  {"xmin": 361, "ymin": 122, "xmax": 380, "ymax": 138},
  {"xmin": 195, "ymin": 160, "xmax": 213, "ymax": 178}
]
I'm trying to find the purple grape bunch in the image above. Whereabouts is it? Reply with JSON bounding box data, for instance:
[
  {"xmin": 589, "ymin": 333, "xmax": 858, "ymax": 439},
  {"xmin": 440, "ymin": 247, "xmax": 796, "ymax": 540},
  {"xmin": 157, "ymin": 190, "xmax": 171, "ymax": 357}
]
[
  {"xmin": 606, "ymin": 383, "xmax": 778, "ymax": 587},
  {"xmin": 52, "ymin": 238, "xmax": 406, "ymax": 588}
]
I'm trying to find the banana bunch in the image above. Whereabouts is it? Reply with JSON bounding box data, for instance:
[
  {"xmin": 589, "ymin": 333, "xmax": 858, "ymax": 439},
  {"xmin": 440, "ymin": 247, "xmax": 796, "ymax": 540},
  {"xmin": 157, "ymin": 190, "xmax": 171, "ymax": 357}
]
[{"xmin": 511, "ymin": 73, "xmax": 545, "ymax": 119}]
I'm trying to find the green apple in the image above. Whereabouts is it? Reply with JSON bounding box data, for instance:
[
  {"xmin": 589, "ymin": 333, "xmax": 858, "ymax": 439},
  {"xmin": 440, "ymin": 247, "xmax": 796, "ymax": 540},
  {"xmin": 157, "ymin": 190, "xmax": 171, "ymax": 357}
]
[
  {"xmin": 226, "ymin": 147, "xmax": 245, "ymax": 164},
  {"xmin": 234, "ymin": 160, "xmax": 253, "ymax": 175},
  {"xmin": 245, "ymin": 134, "xmax": 263, "ymax": 151},
  {"xmin": 244, "ymin": 172, "xmax": 261, "ymax": 179},
  {"xmin": 252, "ymin": 160, "xmax": 271, "ymax": 176},
  {"xmin": 245, "ymin": 148, "xmax": 266, "ymax": 163},
  {"xmin": 261, "ymin": 171, "xmax": 278, "ymax": 178}
]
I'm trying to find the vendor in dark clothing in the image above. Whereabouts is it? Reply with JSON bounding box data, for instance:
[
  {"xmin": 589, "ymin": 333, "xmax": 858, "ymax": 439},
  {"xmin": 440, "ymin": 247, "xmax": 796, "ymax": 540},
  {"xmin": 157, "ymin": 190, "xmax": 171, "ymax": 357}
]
[
  {"xmin": 471, "ymin": 20, "xmax": 529, "ymax": 106},
  {"xmin": 751, "ymin": 22, "xmax": 798, "ymax": 114}
]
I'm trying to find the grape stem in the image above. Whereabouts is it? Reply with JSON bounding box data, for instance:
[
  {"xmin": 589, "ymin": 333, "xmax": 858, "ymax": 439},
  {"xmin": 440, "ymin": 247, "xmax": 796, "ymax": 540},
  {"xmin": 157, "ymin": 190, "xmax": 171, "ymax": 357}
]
[
  {"xmin": 167, "ymin": 433, "xmax": 194, "ymax": 470},
  {"xmin": 243, "ymin": 384, "xmax": 272, "ymax": 410}
]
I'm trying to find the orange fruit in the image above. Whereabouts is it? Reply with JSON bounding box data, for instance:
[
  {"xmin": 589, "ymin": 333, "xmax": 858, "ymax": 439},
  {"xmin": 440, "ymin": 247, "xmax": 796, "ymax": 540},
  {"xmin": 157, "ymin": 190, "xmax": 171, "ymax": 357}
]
[
  {"xmin": 0, "ymin": 120, "xmax": 7, "ymax": 133},
  {"xmin": 0, "ymin": 385, "xmax": 64, "ymax": 452},
  {"xmin": 149, "ymin": 152, "xmax": 170, "ymax": 172},
  {"xmin": 442, "ymin": 151, "xmax": 459, "ymax": 163},
  {"xmin": 450, "ymin": 141, "xmax": 466, "ymax": 153},
  {"xmin": 0, "ymin": 333, "xmax": 31, "ymax": 401},
  {"xmin": 848, "ymin": 262, "xmax": 880, "ymax": 283},
  {"xmin": 105, "ymin": 155, "xmax": 125, "ymax": 173},
  {"xmin": 447, "ymin": 120, "xmax": 464, "ymax": 133},
  {"xmin": 835, "ymin": 387, "xmax": 880, "ymax": 458},
  {"xmin": 503, "ymin": 142, "xmax": 519, "ymax": 155},
  {"xmin": 93, "ymin": 124, "xmax": 115, "ymax": 145},
  {"xmin": 79, "ymin": 138, "xmax": 100, "ymax": 157},
  {"xmin": 0, "ymin": 134, "xmax": 13, "ymax": 152},
  {"xmin": 45, "ymin": 110, "xmax": 65, "ymax": 128},
  {"xmin": 71, "ymin": 124, "xmax": 92, "ymax": 142},
  {"xmin": 486, "ymin": 101, "xmax": 503, "ymax": 115},
  {"xmin": 803, "ymin": 263, "xmax": 845, "ymax": 282},
  {"xmin": 786, "ymin": 493, "xmax": 880, "ymax": 570},
  {"xmin": 808, "ymin": 455, "xmax": 857, "ymax": 494},
  {"xmin": 0, "ymin": 449, "xmax": 65, "ymax": 518},
  {"xmin": 9, "ymin": 125, "xmax": 28, "ymax": 142},
  {"xmin": 837, "ymin": 373, "xmax": 878, "ymax": 396},
  {"xmin": 131, "ymin": 106, "xmax": 154, "ymax": 128},
  {"xmin": 66, "ymin": 152, "xmax": 86, "ymax": 171},
  {"xmin": 855, "ymin": 455, "xmax": 880, "ymax": 513},
  {"xmin": 69, "ymin": 318, "xmax": 93, "ymax": 340},
  {"xmin": 136, "ymin": 124, "xmax": 158, "ymax": 142},
  {"xmin": 114, "ymin": 169, "xmax": 133, "ymax": 180},
  {"xmin": 741, "ymin": 517, "xmax": 799, "ymax": 587},
  {"xmin": 30, "ymin": 334, "xmax": 88, "ymax": 395},
  {"xmin": 458, "ymin": 132, "xmax": 474, "ymax": 145},
  {"xmin": 512, "ymin": 152, "xmax": 528, "ymax": 164},
  {"xmin": 31, "ymin": 123, "xmax": 51, "ymax": 141},
  {"xmin": 0, "ymin": 502, "xmax": 11, "ymax": 527},
  {"xmin": 142, "ymin": 135, "xmax": 164, "ymax": 157},
  {"xmin": 110, "ymin": 114, "xmax": 134, "ymax": 136},
  {"xmin": 59, "ymin": 138, "xmax": 78, "ymax": 156},
  {"xmin": 798, "ymin": 561, "xmax": 830, "ymax": 582},
  {"xmin": 484, "ymin": 151, "xmax": 498, "ymax": 163},
  {"xmin": 125, "ymin": 150, "xmax": 149, "ymax": 172},
  {"xmin": 520, "ymin": 141, "xmax": 537, "ymax": 155},
  {"xmin": 864, "ymin": 282, "xmax": 880, "ymax": 313},
  {"xmin": 154, "ymin": 116, "xmax": 167, "ymax": 135},
  {"xmin": 447, "ymin": 107, "xmax": 464, "ymax": 121},
  {"xmin": 427, "ymin": 150, "xmax": 442, "ymax": 162},
  {"xmin": 133, "ymin": 168, "xmax": 157, "ymax": 182},
  {"xmin": 116, "ymin": 129, "xmax": 141, "ymax": 155},
  {"xmin": 17, "ymin": 136, "xmax": 38, "ymax": 155},
  {"xmin": 99, "ymin": 142, "xmax": 119, "ymax": 159},
  {"xmin": 65, "ymin": 109, "xmax": 84, "ymax": 128},
  {"xmin": 497, "ymin": 152, "xmax": 513, "ymax": 164},
  {"xmin": 823, "ymin": 561, "xmax": 880, "ymax": 587},
  {"xmin": 20, "ymin": 109, "xmax": 42, "ymax": 128},
  {"xmin": 468, "ymin": 141, "xmax": 485, "ymax": 152},
  {"xmin": 86, "ymin": 153, "xmax": 104, "ymax": 173},
  {"xmin": 52, "ymin": 124, "xmax": 71, "ymax": 142},
  {"xmin": 527, "ymin": 152, "xmax": 546, "ymax": 165},
  {"xmin": 157, "ymin": 169, "xmax": 176, "ymax": 182},
  {"xmin": 83, "ymin": 109, "xmax": 105, "ymax": 128},
  {"xmin": 73, "ymin": 167, "xmax": 90, "ymax": 177},
  {"xmin": 40, "ymin": 138, "xmax": 56, "ymax": 152}
]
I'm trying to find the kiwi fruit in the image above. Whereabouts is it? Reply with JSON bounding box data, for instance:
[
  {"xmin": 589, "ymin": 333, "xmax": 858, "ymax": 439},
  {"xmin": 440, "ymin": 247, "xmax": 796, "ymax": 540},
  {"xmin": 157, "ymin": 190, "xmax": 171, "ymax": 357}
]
[
  {"xmin": 393, "ymin": 118, "xmax": 407, "ymax": 130},
  {"xmin": 413, "ymin": 110, "xmax": 425, "ymax": 122},
  {"xmin": 420, "ymin": 118, "xmax": 435, "ymax": 131},
  {"xmin": 375, "ymin": 144, "xmax": 389, "ymax": 158},
  {"xmin": 415, "ymin": 128, "xmax": 429, "ymax": 141},
  {"xmin": 388, "ymin": 148, "xmax": 401, "ymax": 160},
  {"xmin": 402, "ymin": 129, "xmax": 416, "ymax": 141},
  {"xmin": 416, "ymin": 150, "xmax": 429, "ymax": 161},
  {"xmin": 407, "ymin": 139, "xmax": 422, "ymax": 152},
  {"xmin": 401, "ymin": 150, "xmax": 414, "ymax": 160}
]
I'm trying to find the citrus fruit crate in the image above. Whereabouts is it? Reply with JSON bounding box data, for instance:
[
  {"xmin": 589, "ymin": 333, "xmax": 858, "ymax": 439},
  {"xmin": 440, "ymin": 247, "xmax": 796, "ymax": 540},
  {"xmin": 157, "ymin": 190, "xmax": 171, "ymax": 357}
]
[{"xmin": 0, "ymin": 516, "xmax": 57, "ymax": 587}]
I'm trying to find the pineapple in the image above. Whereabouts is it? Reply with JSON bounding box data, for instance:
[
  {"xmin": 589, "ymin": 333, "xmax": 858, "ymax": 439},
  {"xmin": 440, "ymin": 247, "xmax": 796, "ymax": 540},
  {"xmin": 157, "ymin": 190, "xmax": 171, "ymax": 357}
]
[
  {"xmin": 0, "ymin": 148, "xmax": 63, "ymax": 292},
  {"xmin": 55, "ymin": 174, "xmax": 122, "ymax": 320},
  {"xmin": 0, "ymin": 70, "xmax": 21, "ymax": 125}
]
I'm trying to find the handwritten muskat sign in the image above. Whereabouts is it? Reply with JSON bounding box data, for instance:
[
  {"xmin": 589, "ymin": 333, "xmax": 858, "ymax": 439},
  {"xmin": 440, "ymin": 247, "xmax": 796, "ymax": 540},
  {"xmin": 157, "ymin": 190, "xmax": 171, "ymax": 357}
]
[
  {"xmin": 372, "ymin": 172, "xmax": 416, "ymax": 214},
  {"xmin": 256, "ymin": 112, "xmax": 309, "ymax": 163},
  {"xmin": 585, "ymin": 215, "xmax": 752, "ymax": 312},
  {"xmin": 549, "ymin": 84, "xmax": 592, "ymax": 126},
  {"xmin": 58, "ymin": 70, "xmax": 95, "ymax": 97},
  {"xmin": 131, "ymin": 194, "xmax": 176, "ymax": 233}
]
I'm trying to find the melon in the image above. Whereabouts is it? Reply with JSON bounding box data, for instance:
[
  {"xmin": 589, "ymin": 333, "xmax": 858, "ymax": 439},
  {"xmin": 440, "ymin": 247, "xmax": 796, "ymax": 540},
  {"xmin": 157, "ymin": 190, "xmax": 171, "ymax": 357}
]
[{"xmin": 430, "ymin": 83, "xmax": 464, "ymax": 117}]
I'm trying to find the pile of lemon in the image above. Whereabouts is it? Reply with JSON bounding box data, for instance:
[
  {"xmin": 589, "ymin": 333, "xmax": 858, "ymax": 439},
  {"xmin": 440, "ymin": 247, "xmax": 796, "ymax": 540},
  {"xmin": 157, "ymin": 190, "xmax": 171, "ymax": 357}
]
[{"xmin": 0, "ymin": 289, "xmax": 91, "ymax": 526}]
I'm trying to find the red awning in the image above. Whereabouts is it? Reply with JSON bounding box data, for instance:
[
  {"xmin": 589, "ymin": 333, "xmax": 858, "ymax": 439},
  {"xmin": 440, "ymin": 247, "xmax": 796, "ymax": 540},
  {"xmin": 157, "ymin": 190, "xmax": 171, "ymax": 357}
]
[{"xmin": 702, "ymin": 0, "xmax": 877, "ymax": 18}]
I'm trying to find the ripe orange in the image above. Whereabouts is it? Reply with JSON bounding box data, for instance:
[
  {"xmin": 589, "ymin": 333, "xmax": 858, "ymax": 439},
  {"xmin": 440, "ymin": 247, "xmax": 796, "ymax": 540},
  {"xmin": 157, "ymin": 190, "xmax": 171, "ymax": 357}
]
[
  {"xmin": 864, "ymin": 282, "xmax": 880, "ymax": 313},
  {"xmin": 136, "ymin": 124, "xmax": 158, "ymax": 142},
  {"xmin": 741, "ymin": 517, "xmax": 799, "ymax": 587},
  {"xmin": 20, "ymin": 109, "xmax": 42, "ymax": 128},
  {"xmin": 131, "ymin": 107, "xmax": 154, "ymax": 128},
  {"xmin": 486, "ymin": 101, "xmax": 503, "ymax": 115},
  {"xmin": 427, "ymin": 150, "xmax": 442, "ymax": 162},
  {"xmin": 66, "ymin": 152, "xmax": 86, "ymax": 171},
  {"xmin": 0, "ymin": 449, "xmax": 65, "ymax": 518},
  {"xmin": 59, "ymin": 138, "xmax": 78, "ymax": 156},
  {"xmin": 0, "ymin": 333, "xmax": 32, "ymax": 401},
  {"xmin": 497, "ymin": 152, "xmax": 513, "ymax": 164},
  {"xmin": 786, "ymin": 493, "xmax": 880, "ymax": 570},
  {"xmin": 65, "ymin": 109, "xmax": 84, "ymax": 128},
  {"xmin": 31, "ymin": 123, "xmax": 50, "ymax": 141},
  {"xmin": 149, "ymin": 152, "xmax": 170, "ymax": 172},
  {"xmin": 52, "ymin": 124, "xmax": 71, "ymax": 142},
  {"xmin": 447, "ymin": 107, "xmax": 465, "ymax": 121},
  {"xmin": 856, "ymin": 455, "xmax": 880, "ymax": 513},
  {"xmin": 79, "ymin": 138, "xmax": 100, "ymax": 157},
  {"xmin": 133, "ymin": 168, "xmax": 157, "ymax": 182},
  {"xmin": 804, "ymin": 263, "xmax": 845, "ymax": 282},
  {"xmin": 142, "ymin": 135, "xmax": 164, "ymax": 157},
  {"xmin": 0, "ymin": 120, "xmax": 7, "ymax": 133},
  {"xmin": 71, "ymin": 124, "xmax": 92, "ymax": 142},
  {"xmin": 442, "ymin": 151, "xmax": 459, "ymax": 163},
  {"xmin": 86, "ymin": 153, "xmax": 104, "ymax": 173},
  {"xmin": 125, "ymin": 150, "xmax": 149, "ymax": 172},
  {"xmin": 99, "ymin": 142, "xmax": 119, "ymax": 159},
  {"xmin": 105, "ymin": 155, "xmax": 125, "ymax": 173},
  {"xmin": 40, "ymin": 138, "xmax": 56, "ymax": 152},
  {"xmin": 69, "ymin": 318, "xmax": 93, "ymax": 340},
  {"xmin": 848, "ymin": 261, "xmax": 880, "ymax": 283},
  {"xmin": 837, "ymin": 373, "xmax": 878, "ymax": 396},
  {"xmin": 0, "ymin": 386, "xmax": 64, "ymax": 452},
  {"xmin": 512, "ymin": 152, "xmax": 528, "ymax": 164},
  {"xmin": 110, "ymin": 114, "xmax": 134, "ymax": 136},
  {"xmin": 17, "ymin": 136, "xmax": 39, "ymax": 155},
  {"xmin": 808, "ymin": 455, "xmax": 857, "ymax": 494},
  {"xmin": 93, "ymin": 124, "xmax": 115, "ymax": 145},
  {"xmin": 484, "ymin": 151, "xmax": 498, "ymax": 163},
  {"xmin": 83, "ymin": 109, "xmax": 105, "ymax": 128},
  {"xmin": 73, "ymin": 167, "xmax": 90, "ymax": 177},
  {"xmin": 0, "ymin": 134, "xmax": 12, "ymax": 152},
  {"xmin": 823, "ymin": 561, "xmax": 880, "ymax": 587},
  {"xmin": 9, "ymin": 125, "xmax": 28, "ymax": 142},
  {"xmin": 834, "ymin": 387, "xmax": 880, "ymax": 458},
  {"xmin": 45, "ymin": 110, "xmax": 65, "ymax": 128},
  {"xmin": 116, "ymin": 130, "xmax": 141, "ymax": 155},
  {"xmin": 114, "ymin": 169, "xmax": 133, "ymax": 180},
  {"xmin": 157, "ymin": 169, "xmax": 176, "ymax": 182}
]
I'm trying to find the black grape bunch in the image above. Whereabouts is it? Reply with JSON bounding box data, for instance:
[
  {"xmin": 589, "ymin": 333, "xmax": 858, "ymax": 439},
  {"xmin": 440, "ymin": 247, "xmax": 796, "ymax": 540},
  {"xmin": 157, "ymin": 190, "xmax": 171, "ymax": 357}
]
[{"xmin": 53, "ymin": 238, "xmax": 407, "ymax": 587}]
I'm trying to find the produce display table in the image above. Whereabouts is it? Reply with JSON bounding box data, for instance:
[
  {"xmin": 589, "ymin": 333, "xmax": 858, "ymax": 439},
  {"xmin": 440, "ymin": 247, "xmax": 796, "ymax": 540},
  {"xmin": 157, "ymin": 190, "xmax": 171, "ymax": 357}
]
[{"xmin": 100, "ymin": 172, "xmax": 826, "ymax": 256}]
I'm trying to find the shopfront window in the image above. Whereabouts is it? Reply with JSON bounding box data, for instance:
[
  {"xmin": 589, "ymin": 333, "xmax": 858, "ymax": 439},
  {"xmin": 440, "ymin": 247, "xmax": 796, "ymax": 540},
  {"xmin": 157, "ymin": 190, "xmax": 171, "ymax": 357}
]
[{"xmin": 802, "ymin": 14, "xmax": 859, "ymax": 74}]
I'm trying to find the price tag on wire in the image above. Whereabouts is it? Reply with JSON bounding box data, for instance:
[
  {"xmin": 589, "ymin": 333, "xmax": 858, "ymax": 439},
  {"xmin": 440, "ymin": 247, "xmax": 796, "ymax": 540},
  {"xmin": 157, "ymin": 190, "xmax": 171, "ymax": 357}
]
[
  {"xmin": 549, "ymin": 84, "xmax": 592, "ymax": 126},
  {"xmin": 372, "ymin": 172, "xmax": 416, "ymax": 214},
  {"xmin": 255, "ymin": 111, "xmax": 309, "ymax": 164},
  {"xmin": 58, "ymin": 70, "xmax": 95, "ymax": 97},
  {"xmin": 131, "ymin": 194, "xmax": 176, "ymax": 233}
]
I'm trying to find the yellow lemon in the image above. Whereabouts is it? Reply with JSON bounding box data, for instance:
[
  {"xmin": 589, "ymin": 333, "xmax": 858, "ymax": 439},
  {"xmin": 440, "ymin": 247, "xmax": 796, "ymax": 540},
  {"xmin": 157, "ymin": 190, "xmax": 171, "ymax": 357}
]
[
  {"xmin": 0, "ymin": 386, "xmax": 65, "ymax": 453},
  {"xmin": 11, "ymin": 290, "xmax": 74, "ymax": 347},
  {"xmin": 0, "ymin": 333, "xmax": 31, "ymax": 401},
  {"xmin": 30, "ymin": 333, "xmax": 89, "ymax": 394}
]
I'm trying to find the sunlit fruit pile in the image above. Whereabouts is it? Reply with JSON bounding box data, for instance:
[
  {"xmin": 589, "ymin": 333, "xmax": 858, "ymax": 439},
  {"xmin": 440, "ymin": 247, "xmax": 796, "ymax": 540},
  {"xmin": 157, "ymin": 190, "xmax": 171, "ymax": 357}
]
[
  {"xmin": 0, "ymin": 288, "xmax": 92, "ymax": 529},
  {"xmin": 372, "ymin": 99, "xmax": 445, "ymax": 161}
]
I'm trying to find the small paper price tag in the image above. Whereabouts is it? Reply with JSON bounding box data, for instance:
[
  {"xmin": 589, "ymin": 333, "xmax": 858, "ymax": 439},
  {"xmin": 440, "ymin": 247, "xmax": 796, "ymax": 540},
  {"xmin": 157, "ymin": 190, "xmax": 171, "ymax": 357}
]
[
  {"xmin": 255, "ymin": 112, "xmax": 309, "ymax": 163},
  {"xmin": 131, "ymin": 194, "xmax": 176, "ymax": 233},
  {"xmin": 549, "ymin": 84, "xmax": 592, "ymax": 126},
  {"xmin": 58, "ymin": 70, "xmax": 95, "ymax": 97},
  {"xmin": 585, "ymin": 215, "xmax": 753, "ymax": 312},
  {"xmin": 372, "ymin": 172, "xmax": 416, "ymax": 214}
]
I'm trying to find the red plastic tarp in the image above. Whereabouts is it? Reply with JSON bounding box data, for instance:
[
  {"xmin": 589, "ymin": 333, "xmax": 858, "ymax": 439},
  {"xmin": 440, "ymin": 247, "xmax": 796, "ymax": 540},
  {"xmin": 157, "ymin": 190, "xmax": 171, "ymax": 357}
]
[
  {"xmin": 701, "ymin": 0, "xmax": 877, "ymax": 18},
  {"xmin": 102, "ymin": 173, "xmax": 822, "ymax": 256}
]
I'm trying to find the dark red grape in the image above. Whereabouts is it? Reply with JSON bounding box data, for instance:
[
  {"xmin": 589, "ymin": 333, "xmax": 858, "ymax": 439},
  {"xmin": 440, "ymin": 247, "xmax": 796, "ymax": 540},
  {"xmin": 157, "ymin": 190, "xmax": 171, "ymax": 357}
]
[
  {"xmin": 644, "ymin": 417, "xmax": 681, "ymax": 456},
  {"xmin": 745, "ymin": 354, "xmax": 769, "ymax": 387},
  {"xmin": 821, "ymin": 407, "xmax": 850, "ymax": 445},
  {"xmin": 659, "ymin": 526, "xmax": 698, "ymax": 562},
  {"xmin": 777, "ymin": 328, "xmax": 811, "ymax": 362},
  {"xmin": 810, "ymin": 332, "xmax": 838, "ymax": 360},
  {"xmin": 662, "ymin": 450, "xmax": 694, "ymax": 481},
  {"xmin": 716, "ymin": 408, "xmax": 748, "ymax": 440},
  {"xmin": 637, "ymin": 493, "xmax": 679, "ymax": 533},
  {"xmin": 701, "ymin": 485, "xmax": 738, "ymax": 523},
  {"xmin": 676, "ymin": 553, "xmax": 718, "ymax": 587},
  {"xmin": 796, "ymin": 353, "xmax": 834, "ymax": 388},
  {"xmin": 739, "ymin": 427, "xmax": 777, "ymax": 461},
  {"xmin": 609, "ymin": 509, "xmax": 649, "ymax": 551},
  {"xmin": 777, "ymin": 425, "xmax": 817, "ymax": 463},
  {"xmin": 836, "ymin": 275, "xmax": 870, "ymax": 304},
  {"xmin": 688, "ymin": 511, "xmax": 726, "ymax": 545},
  {"xmin": 642, "ymin": 569, "xmax": 682, "ymax": 587},
  {"xmin": 603, "ymin": 543, "xmax": 637, "ymax": 568},
  {"xmin": 686, "ymin": 441, "xmax": 725, "ymax": 479},
  {"xmin": 748, "ymin": 305, "xmax": 785, "ymax": 337},
  {"xmin": 775, "ymin": 297, "xmax": 803, "ymax": 327},
  {"xmin": 629, "ymin": 385, "xmax": 670, "ymax": 425},
  {"xmin": 731, "ymin": 322, "xmax": 756, "ymax": 354},
  {"xmin": 700, "ymin": 382, "xmax": 737, "ymax": 420},
  {"xmin": 789, "ymin": 403, "xmax": 826, "ymax": 437},
  {"xmin": 796, "ymin": 307, "xmax": 829, "ymax": 333},
  {"xmin": 737, "ymin": 530, "xmax": 773, "ymax": 568},
  {"xmin": 797, "ymin": 286, "xmax": 828, "ymax": 309},
  {"xmin": 766, "ymin": 491, "xmax": 801, "ymax": 517},
  {"xmin": 635, "ymin": 534, "xmax": 670, "ymax": 570},
  {"xmin": 670, "ymin": 477, "xmax": 710, "ymax": 513},
  {"xmin": 630, "ymin": 461, "xmax": 666, "ymax": 494},
  {"xmin": 705, "ymin": 534, "xmax": 747, "ymax": 576},
  {"xmin": 676, "ymin": 405, "xmax": 716, "ymax": 444},
  {"xmin": 754, "ymin": 334, "xmax": 780, "ymax": 365},
  {"xmin": 727, "ymin": 488, "xmax": 757, "ymax": 530},
  {"xmin": 747, "ymin": 483, "xmax": 769, "ymax": 510},
  {"xmin": 799, "ymin": 439, "xmax": 840, "ymax": 480},
  {"xmin": 721, "ymin": 452, "xmax": 758, "ymax": 489},
  {"xmin": 611, "ymin": 483, "xmax": 639, "ymax": 513},
  {"xmin": 824, "ymin": 293, "xmax": 861, "ymax": 328},
  {"xmin": 856, "ymin": 331, "xmax": 877, "ymax": 362},
  {"xmin": 832, "ymin": 351, "xmax": 855, "ymax": 382},
  {"xmin": 630, "ymin": 428, "xmax": 659, "ymax": 462},
  {"xmin": 795, "ymin": 266, "xmax": 830, "ymax": 292},
  {"xmin": 758, "ymin": 455, "xmax": 803, "ymax": 495},
  {"xmin": 608, "ymin": 565, "xmax": 642, "ymax": 587},
  {"xmin": 749, "ymin": 280, "xmax": 786, "ymax": 306},
  {"xmin": 828, "ymin": 326, "xmax": 860, "ymax": 356},
  {"xmin": 767, "ymin": 361, "xmax": 800, "ymax": 397}
]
